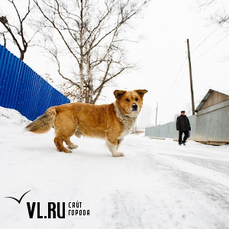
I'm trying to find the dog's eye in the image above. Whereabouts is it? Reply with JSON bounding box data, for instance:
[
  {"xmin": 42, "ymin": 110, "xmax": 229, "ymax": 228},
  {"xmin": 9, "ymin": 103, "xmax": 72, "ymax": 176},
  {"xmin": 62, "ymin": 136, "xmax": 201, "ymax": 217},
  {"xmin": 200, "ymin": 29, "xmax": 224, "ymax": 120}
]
[
  {"xmin": 135, "ymin": 98, "xmax": 139, "ymax": 101},
  {"xmin": 125, "ymin": 98, "xmax": 130, "ymax": 102}
]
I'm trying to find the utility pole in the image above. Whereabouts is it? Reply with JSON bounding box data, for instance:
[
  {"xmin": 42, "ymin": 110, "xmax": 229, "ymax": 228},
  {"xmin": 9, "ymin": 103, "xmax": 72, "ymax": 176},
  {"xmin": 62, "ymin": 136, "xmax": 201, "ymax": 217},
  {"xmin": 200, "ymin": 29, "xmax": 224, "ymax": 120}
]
[
  {"xmin": 187, "ymin": 39, "xmax": 195, "ymax": 115},
  {"xmin": 155, "ymin": 103, "xmax": 158, "ymax": 126}
]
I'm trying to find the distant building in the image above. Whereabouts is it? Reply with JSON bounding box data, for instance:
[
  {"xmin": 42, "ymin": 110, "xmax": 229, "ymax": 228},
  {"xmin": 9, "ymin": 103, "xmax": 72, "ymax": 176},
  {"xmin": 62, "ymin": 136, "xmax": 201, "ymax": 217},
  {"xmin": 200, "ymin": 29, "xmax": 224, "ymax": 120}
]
[{"xmin": 195, "ymin": 89, "xmax": 229, "ymax": 145}]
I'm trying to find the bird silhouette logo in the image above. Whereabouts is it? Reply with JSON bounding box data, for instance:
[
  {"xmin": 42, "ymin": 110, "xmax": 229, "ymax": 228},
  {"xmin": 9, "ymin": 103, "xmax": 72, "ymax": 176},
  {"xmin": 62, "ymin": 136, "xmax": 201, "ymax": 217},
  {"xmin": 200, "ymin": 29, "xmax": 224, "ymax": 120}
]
[{"xmin": 5, "ymin": 190, "xmax": 31, "ymax": 204}]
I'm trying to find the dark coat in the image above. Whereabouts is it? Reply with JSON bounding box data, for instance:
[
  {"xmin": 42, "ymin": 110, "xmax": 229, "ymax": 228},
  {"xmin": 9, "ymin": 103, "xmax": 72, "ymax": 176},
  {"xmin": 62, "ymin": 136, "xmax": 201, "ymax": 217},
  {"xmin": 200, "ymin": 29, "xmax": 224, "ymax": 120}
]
[{"xmin": 176, "ymin": 115, "xmax": 191, "ymax": 131}]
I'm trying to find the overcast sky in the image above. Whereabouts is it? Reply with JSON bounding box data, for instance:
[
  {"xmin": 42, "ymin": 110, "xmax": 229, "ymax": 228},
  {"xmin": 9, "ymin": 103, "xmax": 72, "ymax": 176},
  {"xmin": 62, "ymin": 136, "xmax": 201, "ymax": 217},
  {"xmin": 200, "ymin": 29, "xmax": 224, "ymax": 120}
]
[{"xmin": 1, "ymin": 0, "xmax": 229, "ymax": 126}]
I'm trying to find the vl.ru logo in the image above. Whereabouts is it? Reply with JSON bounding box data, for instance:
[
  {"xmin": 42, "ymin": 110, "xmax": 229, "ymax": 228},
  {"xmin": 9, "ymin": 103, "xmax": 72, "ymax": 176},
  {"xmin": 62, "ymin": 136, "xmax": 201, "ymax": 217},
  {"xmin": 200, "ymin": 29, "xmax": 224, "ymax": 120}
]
[
  {"xmin": 27, "ymin": 202, "xmax": 65, "ymax": 219},
  {"xmin": 5, "ymin": 190, "xmax": 90, "ymax": 219}
]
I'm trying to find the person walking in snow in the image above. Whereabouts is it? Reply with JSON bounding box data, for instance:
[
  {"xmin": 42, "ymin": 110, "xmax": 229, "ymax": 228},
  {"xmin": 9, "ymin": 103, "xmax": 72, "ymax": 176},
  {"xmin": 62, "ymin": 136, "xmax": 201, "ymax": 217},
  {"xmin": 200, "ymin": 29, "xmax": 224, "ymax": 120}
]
[{"xmin": 176, "ymin": 110, "xmax": 191, "ymax": 145}]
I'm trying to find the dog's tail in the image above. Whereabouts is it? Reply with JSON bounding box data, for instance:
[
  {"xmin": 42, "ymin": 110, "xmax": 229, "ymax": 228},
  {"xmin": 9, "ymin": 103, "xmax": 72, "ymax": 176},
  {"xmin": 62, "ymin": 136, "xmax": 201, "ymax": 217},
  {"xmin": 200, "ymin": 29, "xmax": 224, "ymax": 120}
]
[{"xmin": 25, "ymin": 107, "xmax": 57, "ymax": 134}]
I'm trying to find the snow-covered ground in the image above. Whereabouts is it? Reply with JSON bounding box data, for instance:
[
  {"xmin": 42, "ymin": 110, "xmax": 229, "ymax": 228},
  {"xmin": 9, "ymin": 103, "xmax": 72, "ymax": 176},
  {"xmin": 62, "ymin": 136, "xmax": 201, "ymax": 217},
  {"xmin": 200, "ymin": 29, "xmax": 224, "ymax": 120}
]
[{"xmin": 0, "ymin": 106, "xmax": 229, "ymax": 229}]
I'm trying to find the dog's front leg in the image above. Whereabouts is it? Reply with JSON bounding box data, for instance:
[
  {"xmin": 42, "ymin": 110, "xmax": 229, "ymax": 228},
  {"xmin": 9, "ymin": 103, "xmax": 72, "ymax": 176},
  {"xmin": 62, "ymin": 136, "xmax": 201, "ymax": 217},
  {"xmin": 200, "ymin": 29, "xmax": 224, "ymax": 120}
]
[
  {"xmin": 106, "ymin": 139, "xmax": 124, "ymax": 157},
  {"xmin": 117, "ymin": 138, "xmax": 123, "ymax": 149}
]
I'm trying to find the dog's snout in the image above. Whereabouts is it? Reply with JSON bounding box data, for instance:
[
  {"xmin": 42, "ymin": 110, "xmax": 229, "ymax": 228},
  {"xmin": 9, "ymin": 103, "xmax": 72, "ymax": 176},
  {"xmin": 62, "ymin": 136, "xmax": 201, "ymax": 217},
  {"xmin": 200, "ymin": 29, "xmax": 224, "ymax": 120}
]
[{"xmin": 132, "ymin": 103, "xmax": 138, "ymax": 111}]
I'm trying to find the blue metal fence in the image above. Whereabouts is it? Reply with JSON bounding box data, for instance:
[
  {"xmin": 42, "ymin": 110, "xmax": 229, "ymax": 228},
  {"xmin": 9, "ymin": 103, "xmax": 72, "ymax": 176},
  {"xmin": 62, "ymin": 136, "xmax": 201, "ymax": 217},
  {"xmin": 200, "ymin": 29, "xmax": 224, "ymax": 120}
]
[{"xmin": 0, "ymin": 45, "xmax": 70, "ymax": 121}]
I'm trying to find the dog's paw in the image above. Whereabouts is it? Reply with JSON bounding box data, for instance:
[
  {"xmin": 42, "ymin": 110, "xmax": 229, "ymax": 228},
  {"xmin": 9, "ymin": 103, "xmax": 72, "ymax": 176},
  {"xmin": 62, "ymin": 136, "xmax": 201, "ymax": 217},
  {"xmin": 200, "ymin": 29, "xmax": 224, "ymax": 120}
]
[
  {"xmin": 68, "ymin": 144, "xmax": 78, "ymax": 149},
  {"xmin": 64, "ymin": 149, "xmax": 72, "ymax": 153},
  {"xmin": 112, "ymin": 152, "xmax": 124, "ymax": 157}
]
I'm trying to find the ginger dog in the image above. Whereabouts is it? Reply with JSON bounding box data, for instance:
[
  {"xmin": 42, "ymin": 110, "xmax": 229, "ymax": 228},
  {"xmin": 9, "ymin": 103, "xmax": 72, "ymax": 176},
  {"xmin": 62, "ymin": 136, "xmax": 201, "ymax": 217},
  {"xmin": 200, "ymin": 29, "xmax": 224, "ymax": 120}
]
[{"xmin": 26, "ymin": 89, "xmax": 147, "ymax": 157}]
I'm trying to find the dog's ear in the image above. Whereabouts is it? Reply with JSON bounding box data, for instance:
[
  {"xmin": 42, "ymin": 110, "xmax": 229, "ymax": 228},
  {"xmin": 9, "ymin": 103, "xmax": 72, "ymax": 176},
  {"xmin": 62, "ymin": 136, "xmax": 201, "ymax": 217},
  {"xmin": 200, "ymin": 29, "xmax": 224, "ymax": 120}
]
[
  {"xmin": 114, "ymin": 90, "xmax": 126, "ymax": 100},
  {"xmin": 135, "ymin": 89, "xmax": 148, "ymax": 98}
]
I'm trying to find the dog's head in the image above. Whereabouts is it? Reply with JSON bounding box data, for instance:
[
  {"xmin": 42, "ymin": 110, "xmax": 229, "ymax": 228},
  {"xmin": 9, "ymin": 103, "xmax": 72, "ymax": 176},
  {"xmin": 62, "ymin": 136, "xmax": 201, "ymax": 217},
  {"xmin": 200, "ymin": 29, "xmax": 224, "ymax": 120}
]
[{"xmin": 114, "ymin": 89, "xmax": 148, "ymax": 117}]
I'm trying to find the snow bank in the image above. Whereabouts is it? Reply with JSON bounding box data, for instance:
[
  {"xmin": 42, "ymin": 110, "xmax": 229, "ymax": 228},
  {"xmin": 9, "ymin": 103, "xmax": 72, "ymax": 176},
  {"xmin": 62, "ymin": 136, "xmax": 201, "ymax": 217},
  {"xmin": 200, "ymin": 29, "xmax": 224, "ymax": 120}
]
[
  {"xmin": 0, "ymin": 106, "xmax": 229, "ymax": 229},
  {"xmin": 0, "ymin": 106, "xmax": 29, "ymax": 125}
]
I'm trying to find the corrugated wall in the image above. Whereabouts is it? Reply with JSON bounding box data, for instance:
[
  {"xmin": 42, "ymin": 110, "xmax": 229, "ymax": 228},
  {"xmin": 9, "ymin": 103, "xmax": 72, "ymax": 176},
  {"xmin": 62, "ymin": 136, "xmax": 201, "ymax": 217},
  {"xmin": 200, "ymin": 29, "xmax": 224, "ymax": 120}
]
[
  {"xmin": 0, "ymin": 45, "xmax": 70, "ymax": 121},
  {"xmin": 195, "ymin": 101, "xmax": 229, "ymax": 143}
]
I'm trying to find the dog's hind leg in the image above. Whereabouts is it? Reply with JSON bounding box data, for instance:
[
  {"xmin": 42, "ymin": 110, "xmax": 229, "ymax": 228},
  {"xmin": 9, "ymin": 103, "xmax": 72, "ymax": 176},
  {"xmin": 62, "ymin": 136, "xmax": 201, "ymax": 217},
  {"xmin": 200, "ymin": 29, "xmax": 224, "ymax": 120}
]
[
  {"xmin": 54, "ymin": 136, "xmax": 72, "ymax": 153},
  {"xmin": 54, "ymin": 114, "xmax": 78, "ymax": 153}
]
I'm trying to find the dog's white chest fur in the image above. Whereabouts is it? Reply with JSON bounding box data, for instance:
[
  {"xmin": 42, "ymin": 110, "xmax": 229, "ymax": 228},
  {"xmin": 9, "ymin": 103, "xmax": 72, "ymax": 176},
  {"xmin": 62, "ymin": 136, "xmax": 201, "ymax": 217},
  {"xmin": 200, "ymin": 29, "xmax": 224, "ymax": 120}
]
[{"xmin": 113, "ymin": 102, "xmax": 137, "ymax": 139}]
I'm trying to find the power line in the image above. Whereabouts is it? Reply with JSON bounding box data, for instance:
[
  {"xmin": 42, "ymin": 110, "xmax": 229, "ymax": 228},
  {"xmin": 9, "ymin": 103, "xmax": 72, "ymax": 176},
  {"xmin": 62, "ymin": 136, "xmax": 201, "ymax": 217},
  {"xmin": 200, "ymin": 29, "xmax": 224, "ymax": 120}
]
[
  {"xmin": 161, "ymin": 56, "xmax": 188, "ymax": 107},
  {"xmin": 192, "ymin": 24, "xmax": 222, "ymax": 53},
  {"xmin": 193, "ymin": 31, "xmax": 229, "ymax": 61}
]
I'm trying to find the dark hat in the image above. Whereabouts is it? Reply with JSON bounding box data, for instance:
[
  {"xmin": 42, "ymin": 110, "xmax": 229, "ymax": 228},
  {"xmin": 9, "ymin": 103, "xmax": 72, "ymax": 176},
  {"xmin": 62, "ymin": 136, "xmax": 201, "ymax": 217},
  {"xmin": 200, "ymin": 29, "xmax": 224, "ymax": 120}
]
[{"xmin": 181, "ymin": 110, "xmax": 185, "ymax": 113}]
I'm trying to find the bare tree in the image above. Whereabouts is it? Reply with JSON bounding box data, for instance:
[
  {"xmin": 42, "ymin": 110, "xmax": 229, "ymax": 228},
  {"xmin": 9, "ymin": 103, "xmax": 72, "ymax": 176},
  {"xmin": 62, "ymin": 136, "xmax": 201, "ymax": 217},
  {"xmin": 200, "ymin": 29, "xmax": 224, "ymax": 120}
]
[
  {"xmin": 33, "ymin": 0, "xmax": 149, "ymax": 103},
  {"xmin": 0, "ymin": 0, "xmax": 37, "ymax": 60},
  {"xmin": 0, "ymin": 27, "xmax": 7, "ymax": 47},
  {"xmin": 197, "ymin": 0, "xmax": 229, "ymax": 25}
]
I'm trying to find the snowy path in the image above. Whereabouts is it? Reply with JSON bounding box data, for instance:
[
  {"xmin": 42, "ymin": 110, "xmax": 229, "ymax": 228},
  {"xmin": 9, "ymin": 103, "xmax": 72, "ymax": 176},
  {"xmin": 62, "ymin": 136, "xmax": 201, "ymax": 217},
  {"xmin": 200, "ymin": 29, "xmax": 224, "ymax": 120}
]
[{"xmin": 0, "ymin": 107, "xmax": 229, "ymax": 229}]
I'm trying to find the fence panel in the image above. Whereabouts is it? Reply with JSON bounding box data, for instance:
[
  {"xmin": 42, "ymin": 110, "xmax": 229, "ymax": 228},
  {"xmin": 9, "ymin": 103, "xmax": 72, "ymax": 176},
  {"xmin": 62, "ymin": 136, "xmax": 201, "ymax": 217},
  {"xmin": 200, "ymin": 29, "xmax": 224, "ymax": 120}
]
[
  {"xmin": 0, "ymin": 45, "xmax": 70, "ymax": 121},
  {"xmin": 145, "ymin": 115, "xmax": 197, "ymax": 141}
]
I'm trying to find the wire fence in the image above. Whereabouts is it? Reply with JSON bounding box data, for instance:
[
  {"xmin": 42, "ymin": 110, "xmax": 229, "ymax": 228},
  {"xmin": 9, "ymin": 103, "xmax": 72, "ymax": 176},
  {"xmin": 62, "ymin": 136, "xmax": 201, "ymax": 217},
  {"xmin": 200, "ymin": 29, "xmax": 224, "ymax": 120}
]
[{"xmin": 0, "ymin": 45, "xmax": 70, "ymax": 121}]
